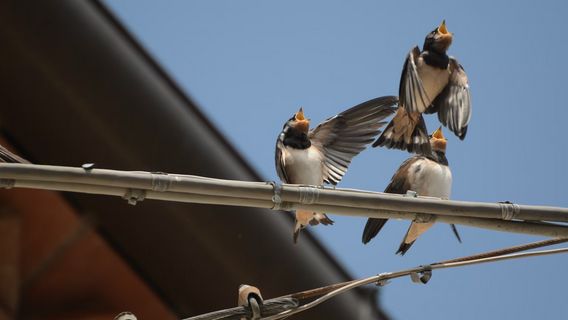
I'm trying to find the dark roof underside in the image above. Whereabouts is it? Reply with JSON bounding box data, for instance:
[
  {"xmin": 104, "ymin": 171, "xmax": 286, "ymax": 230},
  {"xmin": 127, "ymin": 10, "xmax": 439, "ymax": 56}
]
[{"xmin": 0, "ymin": 1, "xmax": 388, "ymax": 319}]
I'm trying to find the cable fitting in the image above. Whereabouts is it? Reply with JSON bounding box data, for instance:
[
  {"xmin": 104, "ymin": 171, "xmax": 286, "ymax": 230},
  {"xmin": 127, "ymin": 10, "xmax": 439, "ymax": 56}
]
[
  {"xmin": 123, "ymin": 189, "xmax": 146, "ymax": 206},
  {"xmin": 410, "ymin": 265, "xmax": 432, "ymax": 284},
  {"xmin": 298, "ymin": 185, "xmax": 320, "ymax": 204},
  {"xmin": 151, "ymin": 172, "xmax": 172, "ymax": 192},
  {"xmin": 499, "ymin": 201, "xmax": 521, "ymax": 220},
  {"xmin": 267, "ymin": 181, "xmax": 293, "ymax": 211}
]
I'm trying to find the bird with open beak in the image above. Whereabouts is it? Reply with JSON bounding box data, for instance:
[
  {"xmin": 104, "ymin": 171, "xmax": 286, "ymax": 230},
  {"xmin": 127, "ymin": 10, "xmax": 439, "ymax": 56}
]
[
  {"xmin": 374, "ymin": 20, "xmax": 471, "ymax": 155},
  {"xmin": 276, "ymin": 96, "xmax": 398, "ymax": 243},
  {"xmin": 362, "ymin": 127, "xmax": 461, "ymax": 255}
]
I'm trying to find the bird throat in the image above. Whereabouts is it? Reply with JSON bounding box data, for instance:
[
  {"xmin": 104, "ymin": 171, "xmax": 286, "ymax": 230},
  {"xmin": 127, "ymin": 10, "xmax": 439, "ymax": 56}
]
[
  {"xmin": 422, "ymin": 50, "xmax": 450, "ymax": 69},
  {"xmin": 431, "ymin": 150, "xmax": 449, "ymax": 166},
  {"xmin": 283, "ymin": 127, "xmax": 311, "ymax": 149}
]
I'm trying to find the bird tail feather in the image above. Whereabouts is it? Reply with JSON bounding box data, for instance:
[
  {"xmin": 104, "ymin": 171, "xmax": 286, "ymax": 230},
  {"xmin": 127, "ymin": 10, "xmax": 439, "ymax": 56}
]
[
  {"xmin": 373, "ymin": 109, "xmax": 430, "ymax": 155},
  {"xmin": 362, "ymin": 218, "xmax": 388, "ymax": 244},
  {"xmin": 396, "ymin": 221, "xmax": 434, "ymax": 255}
]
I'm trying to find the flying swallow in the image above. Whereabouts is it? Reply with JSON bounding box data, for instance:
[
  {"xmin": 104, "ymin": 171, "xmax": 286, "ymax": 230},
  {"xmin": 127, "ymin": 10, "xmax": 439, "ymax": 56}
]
[
  {"xmin": 374, "ymin": 20, "xmax": 471, "ymax": 155},
  {"xmin": 276, "ymin": 96, "xmax": 397, "ymax": 243},
  {"xmin": 362, "ymin": 127, "xmax": 461, "ymax": 255}
]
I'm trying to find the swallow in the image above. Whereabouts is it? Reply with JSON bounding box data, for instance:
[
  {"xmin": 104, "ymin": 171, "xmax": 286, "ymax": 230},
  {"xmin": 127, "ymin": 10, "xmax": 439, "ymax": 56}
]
[
  {"xmin": 374, "ymin": 20, "xmax": 471, "ymax": 155},
  {"xmin": 0, "ymin": 145, "xmax": 29, "ymax": 163},
  {"xmin": 276, "ymin": 96, "xmax": 398, "ymax": 243},
  {"xmin": 362, "ymin": 127, "xmax": 461, "ymax": 255}
]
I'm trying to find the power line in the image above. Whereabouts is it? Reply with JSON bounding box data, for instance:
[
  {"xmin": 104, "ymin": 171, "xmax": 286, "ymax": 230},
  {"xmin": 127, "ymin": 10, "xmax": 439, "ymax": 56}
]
[
  {"xmin": 0, "ymin": 163, "xmax": 568, "ymax": 237},
  {"xmin": 5, "ymin": 163, "xmax": 566, "ymax": 319}
]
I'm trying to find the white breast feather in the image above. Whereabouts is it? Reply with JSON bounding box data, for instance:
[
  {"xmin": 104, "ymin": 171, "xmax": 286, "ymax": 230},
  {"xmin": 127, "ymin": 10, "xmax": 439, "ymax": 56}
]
[
  {"xmin": 416, "ymin": 58, "xmax": 451, "ymax": 110},
  {"xmin": 282, "ymin": 146, "xmax": 324, "ymax": 185},
  {"xmin": 408, "ymin": 159, "xmax": 452, "ymax": 199}
]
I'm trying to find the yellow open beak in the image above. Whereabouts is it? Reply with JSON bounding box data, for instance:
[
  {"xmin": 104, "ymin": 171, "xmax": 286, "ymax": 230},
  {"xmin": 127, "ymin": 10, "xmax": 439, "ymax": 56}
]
[
  {"xmin": 295, "ymin": 107, "xmax": 306, "ymax": 121},
  {"xmin": 438, "ymin": 20, "xmax": 448, "ymax": 35},
  {"xmin": 432, "ymin": 126, "xmax": 445, "ymax": 140}
]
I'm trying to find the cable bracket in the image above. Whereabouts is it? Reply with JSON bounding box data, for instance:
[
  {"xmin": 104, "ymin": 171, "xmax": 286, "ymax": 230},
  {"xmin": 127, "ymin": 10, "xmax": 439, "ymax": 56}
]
[
  {"xmin": 267, "ymin": 181, "xmax": 293, "ymax": 211},
  {"xmin": 151, "ymin": 172, "xmax": 172, "ymax": 192},
  {"xmin": 375, "ymin": 272, "xmax": 392, "ymax": 286},
  {"xmin": 410, "ymin": 265, "xmax": 432, "ymax": 284},
  {"xmin": 499, "ymin": 201, "xmax": 521, "ymax": 220},
  {"xmin": 298, "ymin": 185, "xmax": 320, "ymax": 205},
  {"xmin": 123, "ymin": 189, "xmax": 146, "ymax": 206}
]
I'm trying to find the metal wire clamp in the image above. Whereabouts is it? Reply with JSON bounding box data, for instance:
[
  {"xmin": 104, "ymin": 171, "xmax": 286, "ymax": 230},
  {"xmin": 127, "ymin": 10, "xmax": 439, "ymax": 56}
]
[
  {"xmin": 123, "ymin": 189, "xmax": 146, "ymax": 206},
  {"xmin": 410, "ymin": 265, "xmax": 432, "ymax": 284},
  {"xmin": 267, "ymin": 181, "xmax": 293, "ymax": 211},
  {"xmin": 499, "ymin": 201, "xmax": 521, "ymax": 220}
]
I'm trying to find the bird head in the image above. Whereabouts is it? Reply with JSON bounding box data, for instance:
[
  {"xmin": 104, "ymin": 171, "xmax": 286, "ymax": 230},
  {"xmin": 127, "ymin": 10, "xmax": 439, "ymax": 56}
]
[
  {"xmin": 430, "ymin": 126, "xmax": 447, "ymax": 152},
  {"xmin": 287, "ymin": 107, "xmax": 310, "ymax": 133},
  {"xmin": 423, "ymin": 20, "xmax": 453, "ymax": 54}
]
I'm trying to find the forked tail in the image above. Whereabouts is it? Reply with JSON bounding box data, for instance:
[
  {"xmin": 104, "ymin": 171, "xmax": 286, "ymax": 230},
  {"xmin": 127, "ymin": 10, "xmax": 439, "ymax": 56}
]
[{"xmin": 373, "ymin": 108, "xmax": 431, "ymax": 155}]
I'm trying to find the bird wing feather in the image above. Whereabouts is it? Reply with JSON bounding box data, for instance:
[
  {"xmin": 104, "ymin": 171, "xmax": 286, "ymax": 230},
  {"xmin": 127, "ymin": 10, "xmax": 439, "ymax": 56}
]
[
  {"xmin": 432, "ymin": 57, "xmax": 472, "ymax": 140},
  {"xmin": 309, "ymin": 96, "xmax": 397, "ymax": 185},
  {"xmin": 400, "ymin": 46, "xmax": 430, "ymax": 114},
  {"xmin": 274, "ymin": 138, "xmax": 290, "ymax": 183}
]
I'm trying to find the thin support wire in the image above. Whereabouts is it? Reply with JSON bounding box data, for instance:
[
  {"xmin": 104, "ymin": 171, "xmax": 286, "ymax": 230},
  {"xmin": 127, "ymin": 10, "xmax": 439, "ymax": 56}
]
[
  {"xmin": 182, "ymin": 238, "xmax": 568, "ymax": 320},
  {"xmin": 263, "ymin": 247, "xmax": 568, "ymax": 320}
]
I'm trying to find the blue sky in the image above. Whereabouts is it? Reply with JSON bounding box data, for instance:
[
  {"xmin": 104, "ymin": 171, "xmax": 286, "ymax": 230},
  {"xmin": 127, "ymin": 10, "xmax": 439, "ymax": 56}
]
[{"xmin": 104, "ymin": 1, "xmax": 568, "ymax": 319}]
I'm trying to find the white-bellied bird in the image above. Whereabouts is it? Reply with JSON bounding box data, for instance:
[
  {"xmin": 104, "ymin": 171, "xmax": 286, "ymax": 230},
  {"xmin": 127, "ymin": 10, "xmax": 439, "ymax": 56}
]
[{"xmin": 275, "ymin": 96, "xmax": 398, "ymax": 243}]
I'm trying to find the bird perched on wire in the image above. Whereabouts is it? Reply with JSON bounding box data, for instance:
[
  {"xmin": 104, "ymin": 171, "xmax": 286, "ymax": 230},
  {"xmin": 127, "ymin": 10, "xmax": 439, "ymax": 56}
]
[
  {"xmin": 374, "ymin": 20, "xmax": 471, "ymax": 155},
  {"xmin": 276, "ymin": 96, "xmax": 397, "ymax": 243},
  {"xmin": 362, "ymin": 127, "xmax": 461, "ymax": 255}
]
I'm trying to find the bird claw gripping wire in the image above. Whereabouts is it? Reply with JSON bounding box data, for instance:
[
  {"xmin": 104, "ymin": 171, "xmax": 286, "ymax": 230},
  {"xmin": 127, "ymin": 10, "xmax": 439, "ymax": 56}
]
[
  {"xmin": 403, "ymin": 191, "xmax": 435, "ymax": 223},
  {"xmin": 414, "ymin": 213, "xmax": 435, "ymax": 223},
  {"xmin": 410, "ymin": 266, "xmax": 432, "ymax": 284},
  {"xmin": 123, "ymin": 189, "xmax": 146, "ymax": 206},
  {"xmin": 404, "ymin": 190, "xmax": 418, "ymax": 198},
  {"xmin": 498, "ymin": 201, "xmax": 521, "ymax": 220}
]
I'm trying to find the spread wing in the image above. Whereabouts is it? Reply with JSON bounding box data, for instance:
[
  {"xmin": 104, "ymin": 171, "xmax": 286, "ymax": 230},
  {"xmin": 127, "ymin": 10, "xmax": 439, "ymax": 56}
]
[
  {"xmin": 400, "ymin": 46, "xmax": 430, "ymax": 114},
  {"xmin": 432, "ymin": 58, "xmax": 472, "ymax": 140},
  {"xmin": 309, "ymin": 96, "xmax": 397, "ymax": 185}
]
